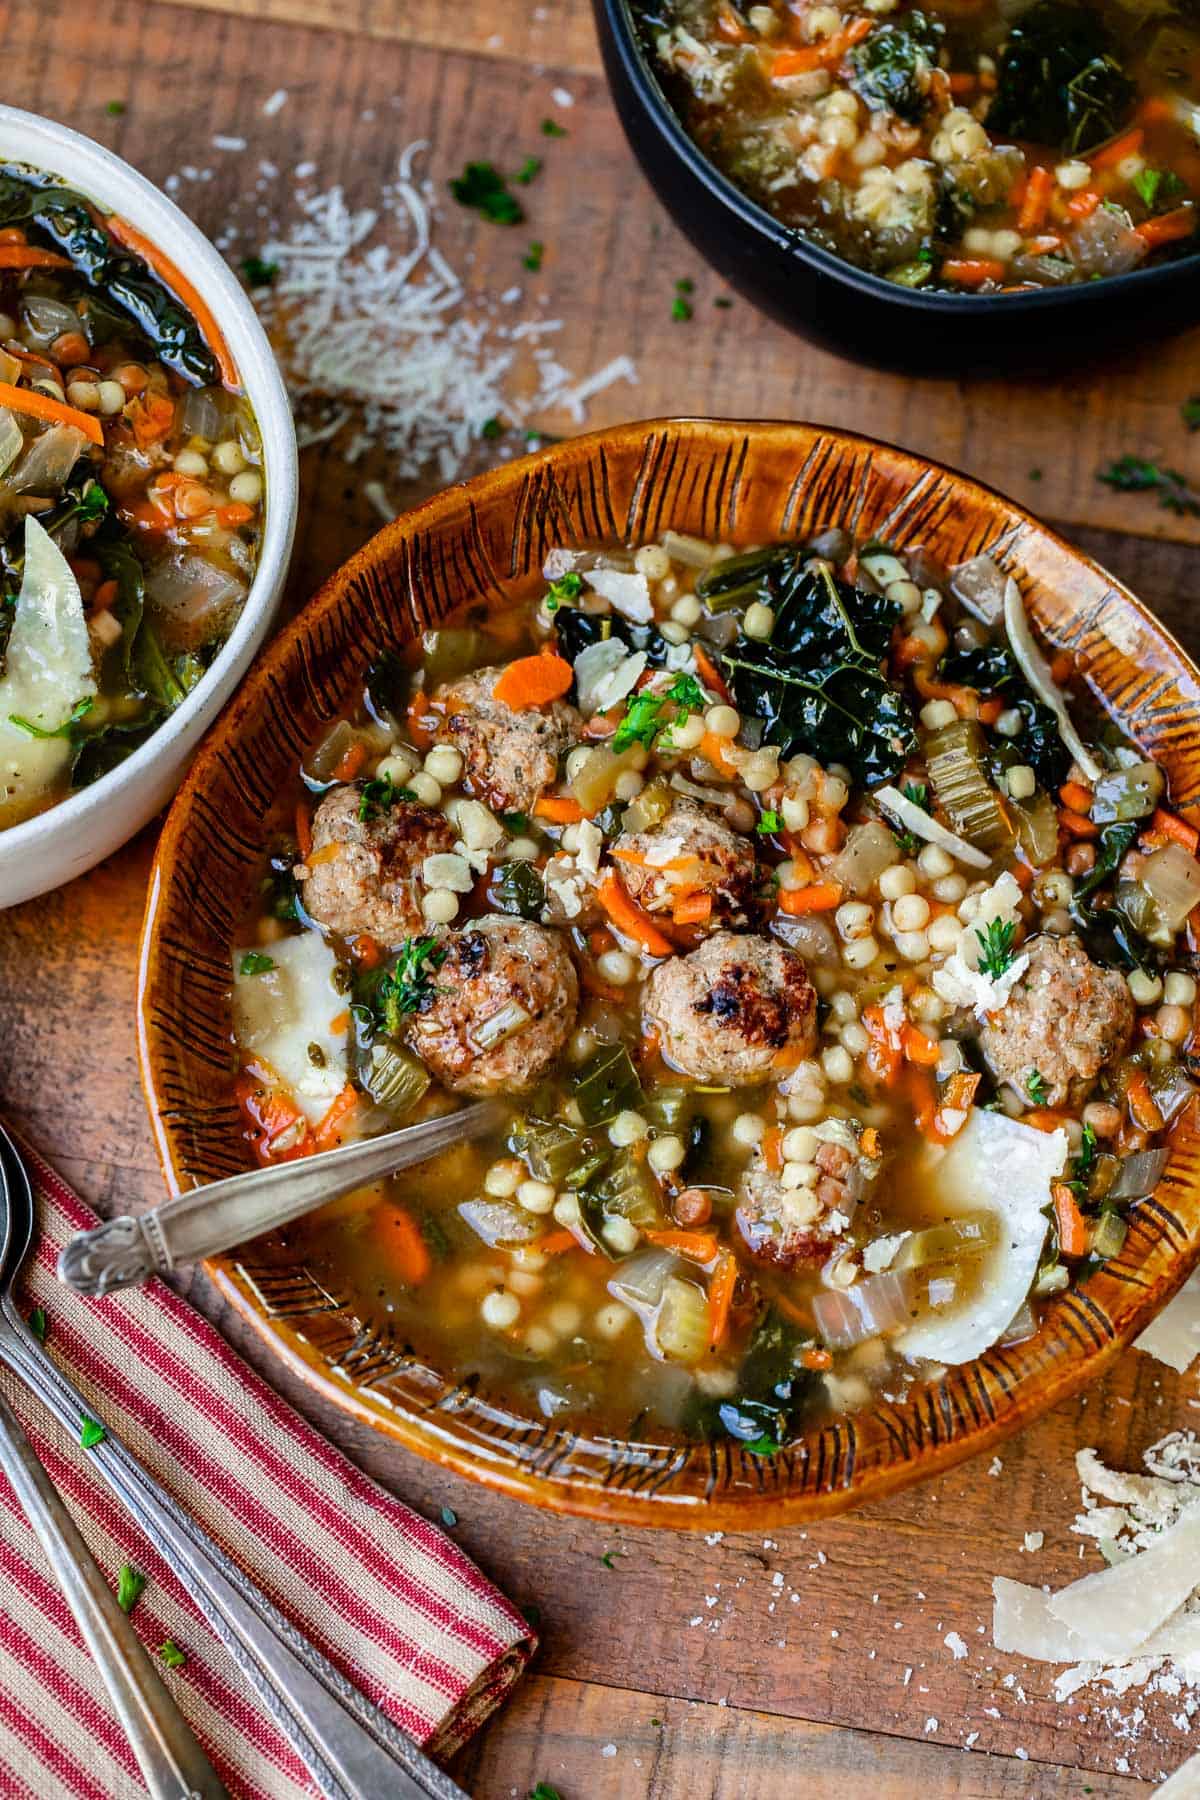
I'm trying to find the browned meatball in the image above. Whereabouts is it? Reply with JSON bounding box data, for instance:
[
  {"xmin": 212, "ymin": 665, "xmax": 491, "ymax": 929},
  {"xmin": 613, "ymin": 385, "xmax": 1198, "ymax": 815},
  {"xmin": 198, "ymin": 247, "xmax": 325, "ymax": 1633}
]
[
  {"xmin": 642, "ymin": 932, "xmax": 817, "ymax": 1087},
  {"xmin": 612, "ymin": 799, "xmax": 759, "ymax": 930},
  {"xmin": 736, "ymin": 1150, "xmax": 854, "ymax": 1270},
  {"xmin": 980, "ymin": 933, "xmax": 1135, "ymax": 1108},
  {"xmin": 299, "ymin": 784, "xmax": 456, "ymax": 946},
  {"xmin": 405, "ymin": 916, "xmax": 578, "ymax": 1095},
  {"xmin": 433, "ymin": 666, "xmax": 581, "ymax": 814}
]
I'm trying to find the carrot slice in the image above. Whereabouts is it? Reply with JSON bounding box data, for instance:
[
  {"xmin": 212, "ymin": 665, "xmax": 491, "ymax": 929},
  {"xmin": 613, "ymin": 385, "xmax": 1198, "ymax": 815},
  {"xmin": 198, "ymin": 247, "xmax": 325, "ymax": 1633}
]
[
  {"xmin": 333, "ymin": 740, "xmax": 368, "ymax": 783},
  {"xmin": 1017, "ymin": 166, "xmax": 1053, "ymax": 234},
  {"xmin": 294, "ymin": 800, "xmax": 313, "ymax": 860},
  {"xmin": 901, "ymin": 1024, "xmax": 940, "ymax": 1067},
  {"xmin": 646, "ymin": 1229, "xmax": 721, "ymax": 1264},
  {"xmin": 673, "ymin": 890, "xmax": 713, "ymax": 926},
  {"xmin": 0, "ymin": 246, "xmax": 71, "ymax": 270},
  {"xmin": 369, "ymin": 1204, "xmax": 432, "ymax": 1285},
  {"xmin": 940, "ymin": 257, "xmax": 1006, "ymax": 287},
  {"xmin": 312, "ymin": 1084, "xmax": 358, "ymax": 1153},
  {"xmin": 779, "ymin": 882, "xmax": 843, "ymax": 915},
  {"xmin": 105, "ymin": 213, "xmax": 239, "ymax": 387},
  {"xmin": 597, "ymin": 871, "xmax": 676, "ymax": 958},
  {"xmin": 761, "ymin": 1126, "xmax": 784, "ymax": 1172},
  {"xmin": 533, "ymin": 794, "xmax": 584, "ymax": 824},
  {"xmin": 1059, "ymin": 808, "xmax": 1098, "ymax": 840},
  {"xmin": 1067, "ymin": 190, "xmax": 1101, "ymax": 220},
  {"xmin": 1149, "ymin": 808, "xmax": 1199, "ymax": 854},
  {"xmin": 1126, "ymin": 1070, "xmax": 1165, "ymax": 1132},
  {"xmin": 1051, "ymin": 1183, "xmax": 1089, "ymax": 1258},
  {"xmin": 492, "ymin": 650, "xmax": 573, "ymax": 709},
  {"xmin": 699, "ymin": 730, "xmax": 740, "ymax": 777},
  {"xmin": 0, "ymin": 378, "xmax": 103, "ymax": 447},
  {"xmin": 1059, "ymin": 780, "xmax": 1094, "ymax": 815},
  {"xmin": 707, "ymin": 1249, "xmax": 738, "ymax": 1351},
  {"xmin": 537, "ymin": 1229, "xmax": 584, "ymax": 1255}
]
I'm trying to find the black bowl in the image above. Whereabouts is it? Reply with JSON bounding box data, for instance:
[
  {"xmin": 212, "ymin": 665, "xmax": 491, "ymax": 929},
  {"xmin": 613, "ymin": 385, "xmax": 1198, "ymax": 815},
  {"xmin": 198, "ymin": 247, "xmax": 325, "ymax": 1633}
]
[{"xmin": 594, "ymin": 0, "xmax": 1200, "ymax": 373}]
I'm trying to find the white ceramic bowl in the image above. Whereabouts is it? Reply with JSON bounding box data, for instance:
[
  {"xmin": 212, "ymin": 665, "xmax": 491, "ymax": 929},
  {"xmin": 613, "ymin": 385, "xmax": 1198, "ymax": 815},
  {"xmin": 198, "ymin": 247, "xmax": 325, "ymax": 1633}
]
[{"xmin": 0, "ymin": 106, "xmax": 298, "ymax": 908}]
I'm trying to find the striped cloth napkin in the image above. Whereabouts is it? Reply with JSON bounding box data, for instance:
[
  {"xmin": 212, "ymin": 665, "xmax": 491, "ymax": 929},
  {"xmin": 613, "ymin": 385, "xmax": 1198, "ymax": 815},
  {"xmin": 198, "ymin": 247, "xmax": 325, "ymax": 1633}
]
[{"xmin": 0, "ymin": 1139, "xmax": 535, "ymax": 1798}]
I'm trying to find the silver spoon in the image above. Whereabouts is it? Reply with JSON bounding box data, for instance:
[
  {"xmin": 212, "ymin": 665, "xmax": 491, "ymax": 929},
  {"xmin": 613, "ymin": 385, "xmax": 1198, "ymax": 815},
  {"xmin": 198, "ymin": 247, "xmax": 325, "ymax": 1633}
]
[
  {"xmin": 58, "ymin": 1100, "xmax": 504, "ymax": 1296},
  {"xmin": 0, "ymin": 1125, "xmax": 471, "ymax": 1800}
]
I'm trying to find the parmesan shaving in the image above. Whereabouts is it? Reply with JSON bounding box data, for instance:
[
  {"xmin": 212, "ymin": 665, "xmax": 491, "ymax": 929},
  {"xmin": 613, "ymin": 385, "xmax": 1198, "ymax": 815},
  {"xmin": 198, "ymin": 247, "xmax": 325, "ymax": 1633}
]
[{"xmin": 1136, "ymin": 1270, "xmax": 1200, "ymax": 1374}]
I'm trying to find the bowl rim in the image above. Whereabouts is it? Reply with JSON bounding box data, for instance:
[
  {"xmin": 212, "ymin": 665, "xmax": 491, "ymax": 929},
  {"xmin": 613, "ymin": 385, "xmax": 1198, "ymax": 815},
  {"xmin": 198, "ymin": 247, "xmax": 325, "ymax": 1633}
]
[
  {"xmin": 0, "ymin": 104, "xmax": 298, "ymax": 863},
  {"xmin": 598, "ymin": 0, "xmax": 1200, "ymax": 318},
  {"xmin": 138, "ymin": 415, "xmax": 1200, "ymax": 1528}
]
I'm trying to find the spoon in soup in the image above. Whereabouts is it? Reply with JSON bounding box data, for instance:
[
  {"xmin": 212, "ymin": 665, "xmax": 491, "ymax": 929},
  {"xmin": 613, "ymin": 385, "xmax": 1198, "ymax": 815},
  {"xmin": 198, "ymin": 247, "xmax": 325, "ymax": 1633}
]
[{"xmin": 59, "ymin": 1100, "xmax": 506, "ymax": 1296}]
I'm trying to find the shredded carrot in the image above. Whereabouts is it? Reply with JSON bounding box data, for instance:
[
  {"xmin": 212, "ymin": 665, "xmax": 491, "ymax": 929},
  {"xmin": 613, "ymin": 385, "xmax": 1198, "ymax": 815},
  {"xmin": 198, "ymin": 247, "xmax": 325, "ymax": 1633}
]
[
  {"xmin": 0, "ymin": 378, "xmax": 104, "ymax": 447},
  {"xmin": 714, "ymin": 1, "xmax": 750, "ymax": 42},
  {"xmin": 706, "ymin": 1250, "xmax": 738, "ymax": 1350},
  {"xmin": 333, "ymin": 740, "xmax": 369, "ymax": 783},
  {"xmin": 1138, "ymin": 95, "xmax": 1173, "ymax": 126},
  {"xmin": 492, "ymin": 649, "xmax": 573, "ymax": 709},
  {"xmin": 312, "ymin": 1084, "xmax": 358, "ymax": 1153},
  {"xmin": 1017, "ymin": 166, "xmax": 1053, "ymax": 235},
  {"xmin": 1067, "ymin": 190, "xmax": 1102, "ymax": 220},
  {"xmin": 349, "ymin": 934, "xmax": 383, "ymax": 968},
  {"xmin": 305, "ymin": 842, "xmax": 342, "ymax": 870},
  {"xmin": 91, "ymin": 579, "xmax": 119, "ymax": 612},
  {"xmin": 1059, "ymin": 780, "xmax": 1094, "ymax": 815},
  {"xmin": 692, "ymin": 642, "xmax": 730, "ymax": 704},
  {"xmin": 1126, "ymin": 1070, "xmax": 1165, "ymax": 1132},
  {"xmin": 533, "ymin": 793, "xmax": 584, "ymax": 824},
  {"xmin": 106, "ymin": 213, "xmax": 239, "ymax": 387},
  {"xmin": 761, "ymin": 1126, "xmax": 784, "ymax": 1173},
  {"xmin": 235, "ymin": 1071, "xmax": 311, "ymax": 1165},
  {"xmin": 1051, "ymin": 1182, "xmax": 1089, "ymax": 1258},
  {"xmin": 1025, "ymin": 234, "xmax": 1063, "ymax": 256},
  {"xmin": 779, "ymin": 881, "xmax": 843, "ymax": 915},
  {"xmin": 294, "ymin": 800, "xmax": 313, "ymax": 861},
  {"xmin": 902, "ymin": 1024, "xmax": 940, "ymax": 1067},
  {"xmin": 0, "ymin": 245, "xmax": 71, "ymax": 270},
  {"xmin": 129, "ymin": 391, "xmax": 176, "ymax": 448},
  {"xmin": 597, "ymin": 871, "xmax": 676, "ymax": 958},
  {"xmin": 947, "ymin": 72, "xmax": 977, "ymax": 97},
  {"xmin": 1090, "ymin": 127, "xmax": 1143, "ymax": 172},
  {"xmin": 1022, "ymin": 1107, "xmax": 1074, "ymax": 1134},
  {"xmin": 907, "ymin": 1065, "xmax": 950, "ymax": 1142},
  {"xmin": 1059, "ymin": 808, "xmax": 1098, "ymax": 840},
  {"xmin": 940, "ymin": 1070, "xmax": 981, "ymax": 1113},
  {"xmin": 368, "ymin": 1204, "xmax": 432, "ymax": 1286},
  {"xmin": 329, "ymin": 1010, "xmax": 350, "ymax": 1035},
  {"xmin": 940, "ymin": 257, "xmax": 1005, "ymax": 287},
  {"xmin": 699, "ymin": 730, "xmax": 740, "ymax": 777},
  {"xmin": 800, "ymin": 1345, "xmax": 833, "ymax": 1371},
  {"xmin": 863, "ymin": 1006, "xmax": 903, "ymax": 1087},
  {"xmin": 673, "ymin": 890, "xmax": 714, "ymax": 926},
  {"xmin": 407, "ymin": 691, "xmax": 435, "ymax": 749},
  {"xmin": 646, "ymin": 1229, "xmax": 721, "ymax": 1263},
  {"xmin": 976, "ymin": 696, "xmax": 1004, "ymax": 727},
  {"xmin": 860, "ymin": 1126, "xmax": 881, "ymax": 1160},
  {"xmin": 537, "ymin": 1229, "xmax": 583, "ymax": 1255},
  {"xmin": 216, "ymin": 501, "xmax": 255, "ymax": 529},
  {"xmin": 1149, "ymin": 808, "xmax": 1199, "ymax": 854}
]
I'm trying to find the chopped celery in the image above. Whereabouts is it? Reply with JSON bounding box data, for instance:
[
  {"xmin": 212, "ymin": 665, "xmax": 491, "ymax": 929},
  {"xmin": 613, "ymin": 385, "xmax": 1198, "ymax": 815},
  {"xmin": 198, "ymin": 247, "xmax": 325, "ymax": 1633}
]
[
  {"xmin": 642, "ymin": 1087, "xmax": 692, "ymax": 1131},
  {"xmin": 926, "ymin": 719, "xmax": 1013, "ymax": 855},
  {"xmin": 590, "ymin": 1149, "xmax": 661, "ymax": 1229},
  {"xmin": 655, "ymin": 1277, "xmax": 710, "ymax": 1364},
  {"xmin": 620, "ymin": 778, "xmax": 673, "ymax": 834},
  {"xmin": 512, "ymin": 1117, "xmax": 594, "ymax": 1184},
  {"xmin": 1012, "ymin": 790, "xmax": 1059, "ymax": 866},
  {"xmin": 574, "ymin": 1043, "xmax": 644, "ymax": 1125},
  {"xmin": 1091, "ymin": 762, "xmax": 1163, "ymax": 824},
  {"xmin": 358, "ymin": 1043, "xmax": 430, "ymax": 1114}
]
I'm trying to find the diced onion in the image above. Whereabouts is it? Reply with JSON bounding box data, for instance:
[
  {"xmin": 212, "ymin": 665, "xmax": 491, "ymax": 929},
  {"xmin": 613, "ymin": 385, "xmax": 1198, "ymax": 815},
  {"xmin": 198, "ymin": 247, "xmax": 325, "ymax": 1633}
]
[
  {"xmin": 608, "ymin": 1248, "xmax": 680, "ymax": 1314},
  {"xmin": 950, "ymin": 554, "xmax": 1007, "ymax": 625},
  {"xmin": 1002, "ymin": 577, "xmax": 1102, "ymax": 782},
  {"xmin": 670, "ymin": 773, "xmax": 733, "ymax": 807},
  {"xmin": 827, "ymin": 821, "xmax": 898, "ymax": 896},
  {"xmin": 1140, "ymin": 842, "xmax": 1200, "ymax": 933},
  {"xmin": 1091, "ymin": 762, "xmax": 1163, "ymax": 825},
  {"xmin": 178, "ymin": 385, "xmax": 223, "ymax": 443},
  {"xmin": 998, "ymin": 1301, "xmax": 1037, "ymax": 1347},
  {"xmin": 661, "ymin": 530, "xmax": 717, "ymax": 568},
  {"xmin": 458, "ymin": 1198, "xmax": 543, "ymax": 1247},
  {"xmin": 1109, "ymin": 1147, "xmax": 1171, "ymax": 1202},
  {"xmin": 0, "ymin": 407, "xmax": 22, "ymax": 479},
  {"xmin": 573, "ymin": 638, "xmax": 629, "ymax": 712},
  {"xmin": 654, "ymin": 1276, "xmax": 710, "ymax": 1364},
  {"xmin": 471, "ymin": 1000, "xmax": 532, "ymax": 1051},
  {"xmin": 10, "ymin": 422, "xmax": 88, "ymax": 495},
  {"xmin": 874, "ymin": 784, "xmax": 991, "ymax": 870},
  {"xmin": 813, "ymin": 1270, "xmax": 914, "ymax": 1349}
]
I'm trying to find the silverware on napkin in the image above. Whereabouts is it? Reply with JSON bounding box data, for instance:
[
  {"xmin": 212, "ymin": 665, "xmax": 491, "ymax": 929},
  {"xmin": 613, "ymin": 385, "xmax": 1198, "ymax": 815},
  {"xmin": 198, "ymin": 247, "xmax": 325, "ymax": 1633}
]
[
  {"xmin": 0, "ymin": 1124, "xmax": 469, "ymax": 1800},
  {"xmin": 58, "ymin": 1100, "xmax": 504, "ymax": 1296}
]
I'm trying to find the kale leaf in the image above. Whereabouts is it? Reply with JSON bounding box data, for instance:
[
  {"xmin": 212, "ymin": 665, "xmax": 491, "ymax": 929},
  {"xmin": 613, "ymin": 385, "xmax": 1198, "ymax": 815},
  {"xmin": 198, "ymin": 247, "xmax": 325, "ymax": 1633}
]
[
  {"xmin": 988, "ymin": 2, "xmax": 1135, "ymax": 156},
  {"xmin": 938, "ymin": 639, "xmax": 1071, "ymax": 790},
  {"xmin": 684, "ymin": 1306, "xmax": 820, "ymax": 1455},
  {"xmin": 551, "ymin": 606, "xmax": 674, "ymax": 676},
  {"xmin": 849, "ymin": 12, "xmax": 945, "ymax": 124},
  {"xmin": 719, "ymin": 556, "xmax": 916, "ymax": 788}
]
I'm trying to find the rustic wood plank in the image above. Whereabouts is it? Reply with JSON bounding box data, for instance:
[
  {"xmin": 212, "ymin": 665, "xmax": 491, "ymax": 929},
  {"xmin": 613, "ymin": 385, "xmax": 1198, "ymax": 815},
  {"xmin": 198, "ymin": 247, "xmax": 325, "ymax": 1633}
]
[
  {"xmin": 7, "ymin": 0, "xmax": 1200, "ymax": 554},
  {"xmin": 455, "ymin": 1672, "xmax": 1152, "ymax": 1798}
]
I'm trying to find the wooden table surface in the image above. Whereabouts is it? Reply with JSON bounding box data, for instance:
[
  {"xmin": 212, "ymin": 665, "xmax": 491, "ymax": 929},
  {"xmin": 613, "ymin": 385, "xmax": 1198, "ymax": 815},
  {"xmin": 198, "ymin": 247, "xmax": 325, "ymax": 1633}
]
[{"xmin": 4, "ymin": 0, "xmax": 1200, "ymax": 1792}]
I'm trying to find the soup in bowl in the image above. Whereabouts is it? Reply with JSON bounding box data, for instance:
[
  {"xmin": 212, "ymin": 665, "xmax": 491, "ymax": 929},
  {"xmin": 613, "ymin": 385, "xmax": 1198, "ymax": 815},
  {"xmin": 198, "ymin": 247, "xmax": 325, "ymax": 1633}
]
[{"xmin": 140, "ymin": 421, "xmax": 1200, "ymax": 1526}]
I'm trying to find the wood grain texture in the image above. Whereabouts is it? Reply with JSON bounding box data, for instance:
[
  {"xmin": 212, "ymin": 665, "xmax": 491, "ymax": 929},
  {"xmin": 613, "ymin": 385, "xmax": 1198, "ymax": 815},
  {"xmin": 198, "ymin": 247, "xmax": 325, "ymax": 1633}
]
[{"xmin": 2, "ymin": 0, "xmax": 1200, "ymax": 1789}]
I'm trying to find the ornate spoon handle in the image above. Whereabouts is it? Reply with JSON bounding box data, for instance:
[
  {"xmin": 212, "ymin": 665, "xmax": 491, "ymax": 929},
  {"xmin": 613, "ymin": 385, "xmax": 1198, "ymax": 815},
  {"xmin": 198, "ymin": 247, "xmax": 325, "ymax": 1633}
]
[
  {"xmin": 0, "ymin": 1300, "xmax": 468, "ymax": 1800},
  {"xmin": 58, "ymin": 1101, "xmax": 505, "ymax": 1295},
  {"xmin": 0, "ymin": 1387, "xmax": 226, "ymax": 1799}
]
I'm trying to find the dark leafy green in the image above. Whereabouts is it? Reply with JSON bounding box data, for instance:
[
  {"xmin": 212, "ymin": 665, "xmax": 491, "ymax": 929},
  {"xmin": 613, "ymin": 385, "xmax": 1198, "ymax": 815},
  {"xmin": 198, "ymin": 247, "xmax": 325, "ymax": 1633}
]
[
  {"xmin": 938, "ymin": 640, "xmax": 1071, "ymax": 789},
  {"xmin": 551, "ymin": 606, "xmax": 674, "ymax": 677},
  {"xmin": 685, "ymin": 1306, "xmax": 819, "ymax": 1454},
  {"xmin": 372, "ymin": 937, "xmax": 449, "ymax": 1033},
  {"xmin": 988, "ymin": 2, "xmax": 1135, "ymax": 155},
  {"xmin": 718, "ymin": 556, "xmax": 916, "ymax": 788},
  {"xmin": 849, "ymin": 12, "xmax": 945, "ymax": 124},
  {"xmin": 449, "ymin": 162, "xmax": 524, "ymax": 225},
  {"xmin": 1068, "ymin": 819, "xmax": 1162, "ymax": 969},
  {"xmin": 1100, "ymin": 455, "xmax": 1200, "ymax": 518},
  {"xmin": 491, "ymin": 860, "xmax": 546, "ymax": 920}
]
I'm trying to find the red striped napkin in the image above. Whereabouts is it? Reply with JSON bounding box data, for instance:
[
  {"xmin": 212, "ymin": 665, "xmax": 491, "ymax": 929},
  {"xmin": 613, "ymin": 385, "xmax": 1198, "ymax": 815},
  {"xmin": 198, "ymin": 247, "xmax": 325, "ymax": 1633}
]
[{"xmin": 0, "ymin": 1139, "xmax": 535, "ymax": 1799}]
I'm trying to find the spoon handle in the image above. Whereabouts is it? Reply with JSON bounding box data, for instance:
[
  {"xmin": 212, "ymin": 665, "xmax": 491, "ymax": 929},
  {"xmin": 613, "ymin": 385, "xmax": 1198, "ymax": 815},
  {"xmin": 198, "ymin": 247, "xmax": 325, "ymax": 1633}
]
[
  {"xmin": 57, "ymin": 1101, "xmax": 505, "ymax": 1295},
  {"xmin": 0, "ymin": 1387, "xmax": 227, "ymax": 1799},
  {"xmin": 0, "ymin": 1302, "xmax": 469, "ymax": 1800}
]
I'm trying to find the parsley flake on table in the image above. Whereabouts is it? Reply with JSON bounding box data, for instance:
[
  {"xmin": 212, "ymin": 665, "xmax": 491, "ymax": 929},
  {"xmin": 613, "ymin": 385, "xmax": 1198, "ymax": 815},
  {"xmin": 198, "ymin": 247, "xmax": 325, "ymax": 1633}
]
[
  {"xmin": 1183, "ymin": 397, "xmax": 1200, "ymax": 432},
  {"xmin": 441, "ymin": 1505, "xmax": 458, "ymax": 1528},
  {"xmin": 514, "ymin": 155, "xmax": 542, "ymax": 186},
  {"xmin": 540, "ymin": 118, "xmax": 568, "ymax": 137},
  {"xmin": 160, "ymin": 1640, "xmax": 187, "ymax": 1669},
  {"xmin": 523, "ymin": 240, "xmax": 544, "ymax": 272},
  {"xmin": 599, "ymin": 1550, "xmax": 622, "ymax": 1568},
  {"xmin": 528, "ymin": 1786, "xmax": 564, "ymax": 1800},
  {"xmin": 80, "ymin": 1418, "xmax": 106, "ymax": 1449},
  {"xmin": 449, "ymin": 162, "xmax": 524, "ymax": 225},
  {"xmin": 239, "ymin": 950, "xmax": 276, "ymax": 977},
  {"xmin": 240, "ymin": 254, "xmax": 279, "ymax": 288},
  {"xmin": 975, "ymin": 916, "xmax": 1018, "ymax": 979},
  {"xmin": 671, "ymin": 277, "xmax": 694, "ymax": 321},
  {"xmin": 106, "ymin": 99, "xmax": 125, "ymax": 116},
  {"xmin": 1099, "ymin": 455, "xmax": 1200, "ymax": 518},
  {"xmin": 116, "ymin": 1564, "xmax": 146, "ymax": 1614}
]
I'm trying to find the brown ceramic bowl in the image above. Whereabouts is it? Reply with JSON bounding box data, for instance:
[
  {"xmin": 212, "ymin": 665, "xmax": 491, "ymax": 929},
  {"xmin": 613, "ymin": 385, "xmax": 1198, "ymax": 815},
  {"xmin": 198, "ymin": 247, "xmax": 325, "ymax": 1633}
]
[{"xmin": 138, "ymin": 418, "xmax": 1200, "ymax": 1529}]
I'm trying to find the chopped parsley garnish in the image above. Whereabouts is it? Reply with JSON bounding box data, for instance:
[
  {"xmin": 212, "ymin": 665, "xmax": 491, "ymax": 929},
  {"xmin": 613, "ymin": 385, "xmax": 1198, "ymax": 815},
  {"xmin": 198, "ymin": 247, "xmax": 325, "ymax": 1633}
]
[
  {"xmin": 1067, "ymin": 1122, "xmax": 1099, "ymax": 1199},
  {"xmin": 358, "ymin": 773, "xmax": 415, "ymax": 822},
  {"xmin": 714, "ymin": 295, "xmax": 733, "ymax": 308},
  {"xmin": 376, "ymin": 937, "xmax": 449, "ymax": 1032},
  {"xmin": 160, "ymin": 1640, "xmax": 187, "ymax": 1669},
  {"xmin": 540, "ymin": 118, "xmax": 568, "ymax": 137},
  {"xmin": 1025, "ymin": 1068, "xmax": 1048, "ymax": 1106},
  {"xmin": 528, "ymin": 1787, "xmax": 563, "ymax": 1800},
  {"xmin": 613, "ymin": 672, "xmax": 706, "ymax": 752},
  {"xmin": 671, "ymin": 278, "xmax": 694, "ymax": 321},
  {"xmin": 28, "ymin": 1308, "xmax": 46, "ymax": 1344},
  {"xmin": 79, "ymin": 482, "xmax": 109, "ymax": 523},
  {"xmin": 1183, "ymin": 397, "xmax": 1200, "ymax": 432},
  {"xmin": 480, "ymin": 416, "xmax": 504, "ymax": 440},
  {"xmin": 975, "ymin": 916, "xmax": 1018, "ymax": 979},
  {"xmin": 106, "ymin": 99, "xmax": 125, "ymax": 116},
  {"xmin": 903, "ymin": 781, "xmax": 929, "ymax": 811},
  {"xmin": 886, "ymin": 782, "xmax": 929, "ymax": 854},
  {"xmin": 80, "ymin": 1418, "xmax": 106, "ymax": 1449},
  {"xmin": 116, "ymin": 1564, "xmax": 146, "ymax": 1614},
  {"xmin": 523, "ymin": 240, "xmax": 544, "ymax": 272},
  {"xmin": 449, "ymin": 161, "xmax": 524, "ymax": 225},
  {"xmin": 514, "ymin": 155, "xmax": 542, "ymax": 186},
  {"xmin": 1132, "ymin": 167, "xmax": 1187, "ymax": 212},
  {"xmin": 1099, "ymin": 455, "xmax": 1200, "ymax": 518},
  {"xmin": 743, "ymin": 1431, "xmax": 782, "ymax": 1458},
  {"xmin": 599, "ymin": 1550, "xmax": 621, "ymax": 1568},
  {"xmin": 1029, "ymin": 466, "xmax": 1043, "ymax": 481},
  {"xmin": 9, "ymin": 697, "xmax": 94, "ymax": 739},
  {"xmin": 757, "ymin": 810, "xmax": 781, "ymax": 834},
  {"xmin": 544, "ymin": 570, "xmax": 583, "ymax": 613},
  {"xmin": 240, "ymin": 254, "xmax": 279, "ymax": 288},
  {"xmin": 239, "ymin": 951, "xmax": 276, "ymax": 977}
]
